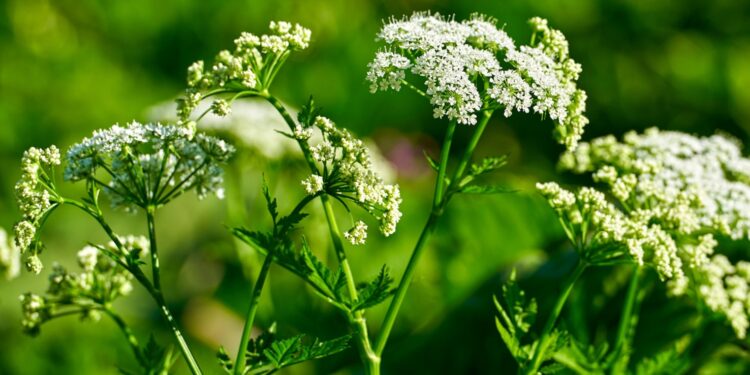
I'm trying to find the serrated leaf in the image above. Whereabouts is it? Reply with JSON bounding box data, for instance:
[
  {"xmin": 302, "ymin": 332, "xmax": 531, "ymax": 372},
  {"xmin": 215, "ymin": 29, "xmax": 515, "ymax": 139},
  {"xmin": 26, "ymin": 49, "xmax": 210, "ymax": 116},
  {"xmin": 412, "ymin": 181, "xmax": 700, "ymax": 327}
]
[
  {"xmin": 277, "ymin": 211, "xmax": 309, "ymax": 236},
  {"xmin": 494, "ymin": 270, "xmax": 538, "ymax": 364},
  {"xmin": 141, "ymin": 335, "xmax": 176, "ymax": 375},
  {"xmin": 297, "ymin": 96, "xmax": 321, "ymax": 128},
  {"xmin": 301, "ymin": 244, "xmax": 345, "ymax": 302},
  {"xmin": 458, "ymin": 184, "xmax": 515, "ymax": 195},
  {"xmin": 351, "ymin": 266, "xmax": 394, "ymax": 311},
  {"xmin": 634, "ymin": 345, "xmax": 689, "ymax": 375},
  {"xmin": 264, "ymin": 335, "xmax": 303, "ymax": 367},
  {"xmin": 260, "ymin": 334, "xmax": 351, "ymax": 371},
  {"xmin": 423, "ymin": 150, "xmax": 439, "ymax": 171},
  {"xmin": 261, "ymin": 179, "xmax": 278, "ymax": 224},
  {"xmin": 469, "ymin": 155, "xmax": 509, "ymax": 176}
]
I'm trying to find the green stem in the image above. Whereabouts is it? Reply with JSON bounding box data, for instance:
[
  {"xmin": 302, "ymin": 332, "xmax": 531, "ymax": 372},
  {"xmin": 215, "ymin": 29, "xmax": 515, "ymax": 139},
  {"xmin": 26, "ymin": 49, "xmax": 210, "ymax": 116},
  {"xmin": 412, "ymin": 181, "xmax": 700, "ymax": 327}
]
[
  {"xmin": 264, "ymin": 92, "xmax": 379, "ymax": 373},
  {"xmin": 233, "ymin": 250, "xmax": 275, "ymax": 375},
  {"xmin": 152, "ymin": 291, "xmax": 203, "ymax": 375},
  {"xmin": 612, "ymin": 265, "xmax": 641, "ymax": 361},
  {"xmin": 524, "ymin": 260, "xmax": 587, "ymax": 375},
  {"xmin": 145, "ymin": 206, "xmax": 203, "ymax": 375},
  {"xmin": 320, "ymin": 194, "xmax": 380, "ymax": 373},
  {"xmin": 446, "ymin": 110, "xmax": 493, "ymax": 195},
  {"xmin": 146, "ymin": 206, "xmax": 161, "ymax": 292},
  {"xmin": 105, "ymin": 308, "xmax": 146, "ymax": 367},
  {"xmin": 62, "ymin": 199, "xmax": 202, "ymax": 374},
  {"xmin": 375, "ymin": 112, "xmax": 493, "ymax": 356}
]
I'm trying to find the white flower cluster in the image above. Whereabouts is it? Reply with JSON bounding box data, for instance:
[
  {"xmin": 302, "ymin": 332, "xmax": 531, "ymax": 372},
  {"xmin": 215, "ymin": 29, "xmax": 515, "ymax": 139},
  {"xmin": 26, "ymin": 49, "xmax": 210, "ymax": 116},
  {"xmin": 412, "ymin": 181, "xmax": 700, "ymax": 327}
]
[
  {"xmin": 0, "ymin": 228, "xmax": 21, "ymax": 280},
  {"xmin": 303, "ymin": 116, "xmax": 402, "ymax": 244},
  {"xmin": 20, "ymin": 236, "xmax": 147, "ymax": 335},
  {"xmin": 536, "ymin": 182, "xmax": 687, "ymax": 291},
  {"xmin": 550, "ymin": 128, "xmax": 750, "ymax": 337},
  {"xmin": 694, "ymin": 255, "xmax": 750, "ymax": 338},
  {"xmin": 64, "ymin": 121, "xmax": 234, "ymax": 209},
  {"xmin": 178, "ymin": 21, "xmax": 311, "ymax": 122},
  {"xmin": 367, "ymin": 12, "xmax": 588, "ymax": 150},
  {"xmin": 13, "ymin": 146, "xmax": 61, "ymax": 272}
]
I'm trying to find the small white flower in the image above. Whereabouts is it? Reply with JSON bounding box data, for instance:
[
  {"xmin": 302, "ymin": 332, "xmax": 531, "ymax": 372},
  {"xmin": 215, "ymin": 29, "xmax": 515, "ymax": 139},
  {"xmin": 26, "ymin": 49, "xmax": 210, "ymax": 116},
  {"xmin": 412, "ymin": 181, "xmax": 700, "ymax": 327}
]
[
  {"xmin": 302, "ymin": 174, "xmax": 324, "ymax": 195},
  {"xmin": 344, "ymin": 221, "xmax": 368, "ymax": 245}
]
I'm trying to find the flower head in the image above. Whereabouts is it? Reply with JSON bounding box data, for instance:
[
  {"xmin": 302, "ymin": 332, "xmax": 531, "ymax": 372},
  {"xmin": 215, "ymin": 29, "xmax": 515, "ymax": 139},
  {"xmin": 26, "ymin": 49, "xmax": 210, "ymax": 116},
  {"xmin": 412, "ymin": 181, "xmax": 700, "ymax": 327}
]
[
  {"xmin": 13, "ymin": 146, "xmax": 61, "ymax": 267},
  {"xmin": 19, "ymin": 236, "xmax": 147, "ymax": 336},
  {"xmin": 301, "ymin": 115, "xmax": 402, "ymax": 241},
  {"xmin": 367, "ymin": 12, "xmax": 588, "ymax": 150},
  {"xmin": 545, "ymin": 128, "xmax": 750, "ymax": 338},
  {"xmin": 64, "ymin": 121, "xmax": 234, "ymax": 210},
  {"xmin": 178, "ymin": 21, "xmax": 312, "ymax": 123}
]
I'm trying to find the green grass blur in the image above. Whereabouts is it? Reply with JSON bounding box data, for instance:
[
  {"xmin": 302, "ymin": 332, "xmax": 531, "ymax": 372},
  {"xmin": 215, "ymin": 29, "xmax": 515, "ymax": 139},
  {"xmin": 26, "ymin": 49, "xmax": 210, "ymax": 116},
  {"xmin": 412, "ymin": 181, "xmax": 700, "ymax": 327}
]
[{"xmin": 1, "ymin": 0, "xmax": 750, "ymax": 374}]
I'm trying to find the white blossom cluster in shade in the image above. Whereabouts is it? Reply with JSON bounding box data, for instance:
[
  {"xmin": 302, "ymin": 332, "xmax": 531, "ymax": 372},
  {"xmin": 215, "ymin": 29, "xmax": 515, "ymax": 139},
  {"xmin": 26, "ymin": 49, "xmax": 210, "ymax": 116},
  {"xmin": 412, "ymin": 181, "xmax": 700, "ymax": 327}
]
[
  {"xmin": 0, "ymin": 228, "xmax": 21, "ymax": 280},
  {"xmin": 547, "ymin": 128, "xmax": 750, "ymax": 338},
  {"xmin": 536, "ymin": 182, "xmax": 687, "ymax": 292},
  {"xmin": 64, "ymin": 121, "xmax": 234, "ymax": 210},
  {"xmin": 19, "ymin": 236, "xmax": 147, "ymax": 335},
  {"xmin": 366, "ymin": 13, "xmax": 588, "ymax": 150},
  {"xmin": 693, "ymin": 255, "xmax": 750, "ymax": 338},
  {"xmin": 301, "ymin": 116, "xmax": 402, "ymax": 244},
  {"xmin": 177, "ymin": 21, "xmax": 311, "ymax": 122},
  {"xmin": 13, "ymin": 146, "xmax": 61, "ymax": 272}
]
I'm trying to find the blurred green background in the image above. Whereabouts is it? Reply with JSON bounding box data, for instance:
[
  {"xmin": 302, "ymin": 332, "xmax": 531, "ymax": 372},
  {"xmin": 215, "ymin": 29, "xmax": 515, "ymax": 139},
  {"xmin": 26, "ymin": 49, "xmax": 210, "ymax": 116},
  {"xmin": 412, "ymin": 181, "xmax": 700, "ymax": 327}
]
[{"xmin": 2, "ymin": 0, "xmax": 750, "ymax": 374}]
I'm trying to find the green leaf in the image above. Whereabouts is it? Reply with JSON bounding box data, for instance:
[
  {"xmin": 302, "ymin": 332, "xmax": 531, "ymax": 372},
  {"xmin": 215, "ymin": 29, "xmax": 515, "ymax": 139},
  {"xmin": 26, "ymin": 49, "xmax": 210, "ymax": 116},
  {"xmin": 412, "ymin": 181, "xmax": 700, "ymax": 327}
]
[
  {"xmin": 494, "ymin": 270, "xmax": 538, "ymax": 364},
  {"xmin": 261, "ymin": 178, "xmax": 278, "ymax": 224},
  {"xmin": 140, "ymin": 335, "xmax": 176, "ymax": 375},
  {"xmin": 260, "ymin": 333, "xmax": 351, "ymax": 371},
  {"xmin": 300, "ymin": 243, "xmax": 345, "ymax": 302},
  {"xmin": 469, "ymin": 155, "xmax": 509, "ymax": 176},
  {"xmin": 458, "ymin": 184, "xmax": 515, "ymax": 195},
  {"xmin": 634, "ymin": 345, "xmax": 689, "ymax": 375},
  {"xmin": 351, "ymin": 266, "xmax": 394, "ymax": 311},
  {"xmin": 297, "ymin": 96, "xmax": 321, "ymax": 128}
]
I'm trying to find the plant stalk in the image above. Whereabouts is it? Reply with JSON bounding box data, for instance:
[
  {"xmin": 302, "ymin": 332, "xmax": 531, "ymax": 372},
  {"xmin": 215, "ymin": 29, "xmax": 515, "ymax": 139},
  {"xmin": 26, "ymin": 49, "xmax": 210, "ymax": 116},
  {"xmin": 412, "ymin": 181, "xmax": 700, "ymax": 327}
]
[
  {"xmin": 524, "ymin": 260, "xmax": 587, "ymax": 375},
  {"xmin": 375, "ymin": 111, "xmax": 493, "ymax": 356},
  {"xmin": 233, "ymin": 250, "xmax": 275, "ymax": 375},
  {"xmin": 145, "ymin": 206, "xmax": 203, "ymax": 375},
  {"xmin": 320, "ymin": 194, "xmax": 380, "ymax": 374},
  {"xmin": 612, "ymin": 265, "xmax": 641, "ymax": 361}
]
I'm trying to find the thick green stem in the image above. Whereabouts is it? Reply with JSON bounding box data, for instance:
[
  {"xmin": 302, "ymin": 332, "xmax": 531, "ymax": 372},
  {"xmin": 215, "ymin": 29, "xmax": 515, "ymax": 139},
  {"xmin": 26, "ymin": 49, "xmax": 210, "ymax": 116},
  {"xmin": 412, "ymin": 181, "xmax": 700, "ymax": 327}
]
[
  {"xmin": 524, "ymin": 260, "xmax": 587, "ymax": 375},
  {"xmin": 320, "ymin": 194, "xmax": 380, "ymax": 373},
  {"xmin": 233, "ymin": 251, "xmax": 275, "ymax": 375},
  {"xmin": 375, "ymin": 112, "xmax": 493, "ymax": 356},
  {"xmin": 612, "ymin": 265, "xmax": 641, "ymax": 361},
  {"xmin": 264, "ymin": 92, "xmax": 379, "ymax": 373}
]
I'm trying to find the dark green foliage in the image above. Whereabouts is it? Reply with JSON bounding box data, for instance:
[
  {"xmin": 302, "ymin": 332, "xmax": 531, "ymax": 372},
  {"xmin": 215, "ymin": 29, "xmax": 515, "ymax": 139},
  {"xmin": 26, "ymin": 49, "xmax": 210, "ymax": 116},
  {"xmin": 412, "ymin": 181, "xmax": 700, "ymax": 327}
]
[
  {"xmin": 494, "ymin": 270, "xmax": 539, "ymax": 364},
  {"xmin": 350, "ymin": 266, "xmax": 394, "ymax": 311},
  {"xmin": 297, "ymin": 96, "xmax": 322, "ymax": 128},
  {"xmin": 220, "ymin": 324, "xmax": 350, "ymax": 375}
]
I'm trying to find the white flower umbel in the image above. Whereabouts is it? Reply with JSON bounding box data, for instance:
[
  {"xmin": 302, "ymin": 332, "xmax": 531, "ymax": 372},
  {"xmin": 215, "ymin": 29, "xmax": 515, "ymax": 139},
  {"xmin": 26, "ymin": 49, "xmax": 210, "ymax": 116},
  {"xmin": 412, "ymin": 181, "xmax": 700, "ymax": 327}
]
[
  {"xmin": 64, "ymin": 121, "xmax": 234, "ymax": 210},
  {"xmin": 177, "ymin": 21, "xmax": 311, "ymax": 123},
  {"xmin": 13, "ymin": 146, "xmax": 61, "ymax": 271},
  {"xmin": 550, "ymin": 128, "xmax": 750, "ymax": 338},
  {"xmin": 344, "ymin": 220, "xmax": 368, "ymax": 245},
  {"xmin": 301, "ymin": 116, "xmax": 402, "ymax": 241},
  {"xmin": 367, "ymin": 12, "xmax": 588, "ymax": 150},
  {"xmin": 19, "ymin": 237, "xmax": 146, "ymax": 336}
]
